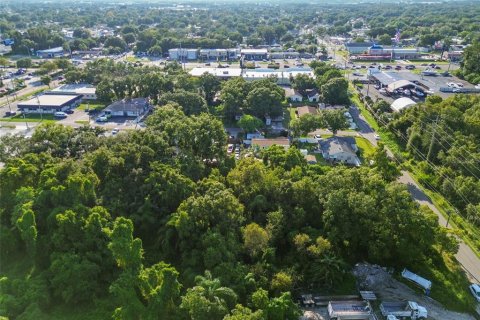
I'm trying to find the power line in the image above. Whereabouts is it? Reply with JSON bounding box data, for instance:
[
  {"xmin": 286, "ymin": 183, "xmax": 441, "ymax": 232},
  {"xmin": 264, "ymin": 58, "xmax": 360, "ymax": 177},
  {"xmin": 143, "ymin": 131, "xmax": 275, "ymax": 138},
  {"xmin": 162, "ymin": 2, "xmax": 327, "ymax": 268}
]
[{"xmin": 360, "ymin": 99, "xmax": 478, "ymax": 212}]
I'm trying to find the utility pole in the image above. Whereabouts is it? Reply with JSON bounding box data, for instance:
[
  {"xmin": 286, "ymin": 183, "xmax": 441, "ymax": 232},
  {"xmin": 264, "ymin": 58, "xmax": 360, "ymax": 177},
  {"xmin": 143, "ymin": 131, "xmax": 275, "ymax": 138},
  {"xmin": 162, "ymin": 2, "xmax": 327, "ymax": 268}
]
[
  {"xmin": 36, "ymin": 95, "xmax": 43, "ymax": 121},
  {"xmin": 427, "ymin": 115, "xmax": 440, "ymax": 162}
]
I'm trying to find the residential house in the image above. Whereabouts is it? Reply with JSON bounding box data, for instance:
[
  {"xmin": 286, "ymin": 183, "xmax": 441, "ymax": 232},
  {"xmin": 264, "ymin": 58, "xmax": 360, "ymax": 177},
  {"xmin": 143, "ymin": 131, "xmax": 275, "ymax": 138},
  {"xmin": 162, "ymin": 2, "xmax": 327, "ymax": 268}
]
[
  {"xmin": 296, "ymin": 106, "xmax": 318, "ymax": 118},
  {"xmin": 252, "ymin": 138, "xmax": 290, "ymax": 150},
  {"xmin": 307, "ymin": 89, "xmax": 320, "ymax": 103},
  {"xmin": 104, "ymin": 98, "xmax": 150, "ymax": 117},
  {"xmin": 320, "ymin": 136, "xmax": 360, "ymax": 166},
  {"xmin": 285, "ymin": 88, "xmax": 303, "ymax": 102},
  {"xmin": 305, "ymin": 154, "xmax": 318, "ymax": 164}
]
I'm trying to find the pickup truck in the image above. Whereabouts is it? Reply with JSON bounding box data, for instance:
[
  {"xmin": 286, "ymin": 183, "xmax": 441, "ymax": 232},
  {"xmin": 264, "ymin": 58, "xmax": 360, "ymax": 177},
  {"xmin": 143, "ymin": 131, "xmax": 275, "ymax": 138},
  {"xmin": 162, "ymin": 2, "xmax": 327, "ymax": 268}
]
[{"xmin": 380, "ymin": 301, "xmax": 427, "ymax": 320}]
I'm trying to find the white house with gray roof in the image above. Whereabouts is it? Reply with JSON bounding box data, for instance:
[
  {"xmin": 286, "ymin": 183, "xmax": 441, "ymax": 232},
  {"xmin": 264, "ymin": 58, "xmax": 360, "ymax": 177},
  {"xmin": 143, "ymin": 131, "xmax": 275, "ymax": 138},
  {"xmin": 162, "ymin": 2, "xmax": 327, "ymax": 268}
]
[{"xmin": 320, "ymin": 136, "xmax": 360, "ymax": 166}]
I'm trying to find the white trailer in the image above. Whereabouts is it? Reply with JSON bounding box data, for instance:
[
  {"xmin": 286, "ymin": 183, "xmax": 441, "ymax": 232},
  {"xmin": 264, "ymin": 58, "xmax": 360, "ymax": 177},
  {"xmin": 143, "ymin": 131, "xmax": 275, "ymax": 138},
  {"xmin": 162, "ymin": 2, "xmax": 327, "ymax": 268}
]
[
  {"xmin": 327, "ymin": 301, "xmax": 375, "ymax": 320},
  {"xmin": 380, "ymin": 301, "xmax": 428, "ymax": 319}
]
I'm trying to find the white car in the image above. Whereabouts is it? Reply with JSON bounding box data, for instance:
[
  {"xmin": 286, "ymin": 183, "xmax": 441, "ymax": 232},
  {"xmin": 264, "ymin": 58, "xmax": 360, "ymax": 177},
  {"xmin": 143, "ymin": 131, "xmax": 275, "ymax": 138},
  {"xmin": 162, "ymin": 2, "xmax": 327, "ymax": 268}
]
[
  {"xmin": 374, "ymin": 134, "xmax": 381, "ymax": 140},
  {"xmin": 470, "ymin": 283, "xmax": 480, "ymax": 302},
  {"xmin": 97, "ymin": 116, "xmax": 108, "ymax": 122},
  {"xmin": 111, "ymin": 128, "xmax": 120, "ymax": 135}
]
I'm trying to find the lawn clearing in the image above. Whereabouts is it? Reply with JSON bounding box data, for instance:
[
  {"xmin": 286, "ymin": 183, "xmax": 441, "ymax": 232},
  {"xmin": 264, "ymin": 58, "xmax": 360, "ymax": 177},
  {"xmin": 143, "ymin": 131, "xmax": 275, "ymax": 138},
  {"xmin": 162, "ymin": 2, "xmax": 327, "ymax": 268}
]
[
  {"xmin": 355, "ymin": 136, "xmax": 375, "ymax": 158},
  {"xmin": 6, "ymin": 113, "xmax": 56, "ymax": 123}
]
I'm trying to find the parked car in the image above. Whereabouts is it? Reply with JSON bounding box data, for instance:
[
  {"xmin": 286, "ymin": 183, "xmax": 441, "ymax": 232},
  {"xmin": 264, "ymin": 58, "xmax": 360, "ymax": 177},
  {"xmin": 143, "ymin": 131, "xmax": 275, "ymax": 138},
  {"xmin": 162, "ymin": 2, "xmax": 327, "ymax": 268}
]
[
  {"xmin": 54, "ymin": 111, "xmax": 67, "ymax": 118},
  {"xmin": 97, "ymin": 115, "xmax": 108, "ymax": 122},
  {"xmin": 470, "ymin": 283, "xmax": 480, "ymax": 302},
  {"xmin": 227, "ymin": 144, "xmax": 234, "ymax": 154},
  {"xmin": 384, "ymin": 65, "xmax": 392, "ymax": 70},
  {"xmin": 65, "ymin": 109, "xmax": 74, "ymax": 114},
  {"xmin": 5, "ymin": 111, "xmax": 17, "ymax": 117},
  {"xmin": 111, "ymin": 128, "xmax": 120, "ymax": 135},
  {"xmin": 456, "ymin": 83, "xmax": 464, "ymax": 87},
  {"xmin": 395, "ymin": 65, "xmax": 402, "ymax": 70},
  {"xmin": 374, "ymin": 134, "xmax": 381, "ymax": 140}
]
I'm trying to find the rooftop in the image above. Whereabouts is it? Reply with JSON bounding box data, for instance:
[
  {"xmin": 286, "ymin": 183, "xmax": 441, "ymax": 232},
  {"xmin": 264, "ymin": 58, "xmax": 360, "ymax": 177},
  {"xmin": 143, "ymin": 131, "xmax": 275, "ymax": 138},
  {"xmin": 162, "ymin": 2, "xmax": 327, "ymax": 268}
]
[
  {"xmin": 391, "ymin": 97, "xmax": 417, "ymax": 112},
  {"xmin": 297, "ymin": 106, "xmax": 318, "ymax": 117},
  {"xmin": 241, "ymin": 48, "xmax": 268, "ymax": 54},
  {"xmin": 252, "ymin": 138, "xmax": 290, "ymax": 149},
  {"xmin": 37, "ymin": 47, "xmax": 64, "ymax": 53},
  {"xmin": 105, "ymin": 98, "xmax": 149, "ymax": 112},
  {"xmin": 50, "ymin": 84, "xmax": 96, "ymax": 95},
  {"xmin": 18, "ymin": 94, "xmax": 81, "ymax": 107},
  {"xmin": 320, "ymin": 136, "xmax": 357, "ymax": 156}
]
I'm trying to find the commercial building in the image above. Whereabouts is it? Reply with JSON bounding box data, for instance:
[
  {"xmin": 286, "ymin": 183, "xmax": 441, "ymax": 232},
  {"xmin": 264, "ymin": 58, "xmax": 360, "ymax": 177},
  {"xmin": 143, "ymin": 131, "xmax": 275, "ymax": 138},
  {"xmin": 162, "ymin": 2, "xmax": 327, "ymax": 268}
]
[
  {"xmin": 189, "ymin": 67, "xmax": 314, "ymax": 85},
  {"xmin": 168, "ymin": 48, "xmax": 198, "ymax": 60},
  {"xmin": 353, "ymin": 44, "xmax": 427, "ymax": 60},
  {"xmin": 36, "ymin": 47, "xmax": 64, "ymax": 58},
  {"xmin": 47, "ymin": 84, "xmax": 97, "ymax": 100},
  {"xmin": 199, "ymin": 48, "xmax": 239, "ymax": 61},
  {"xmin": 345, "ymin": 42, "xmax": 374, "ymax": 54},
  {"xmin": 18, "ymin": 94, "xmax": 82, "ymax": 114},
  {"xmin": 241, "ymin": 48, "xmax": 268, "ymax": 61},
  {"xmin": 104, "ymin": 98, "xmax": 150, "ymax": 117}
]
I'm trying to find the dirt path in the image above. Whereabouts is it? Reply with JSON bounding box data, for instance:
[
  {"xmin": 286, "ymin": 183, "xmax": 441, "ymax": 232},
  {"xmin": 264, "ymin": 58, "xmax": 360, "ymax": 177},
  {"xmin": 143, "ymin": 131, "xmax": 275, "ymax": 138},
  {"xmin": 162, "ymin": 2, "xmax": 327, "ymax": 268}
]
[{"xmin": 354, "ymin": 263, "xmax": 476, "ymax": 320}]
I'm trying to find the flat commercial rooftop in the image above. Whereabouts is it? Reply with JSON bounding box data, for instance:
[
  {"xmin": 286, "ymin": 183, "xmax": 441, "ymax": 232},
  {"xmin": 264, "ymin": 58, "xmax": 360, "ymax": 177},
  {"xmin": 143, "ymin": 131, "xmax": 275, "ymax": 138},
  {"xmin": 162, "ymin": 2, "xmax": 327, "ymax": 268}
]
[
  {"xmin": 50, "ymin": 84, "xmax": 96, "ymax": 95},
  {"xmin": 18, "ymin": 94, "xmax": 81, "ymax": 107}
]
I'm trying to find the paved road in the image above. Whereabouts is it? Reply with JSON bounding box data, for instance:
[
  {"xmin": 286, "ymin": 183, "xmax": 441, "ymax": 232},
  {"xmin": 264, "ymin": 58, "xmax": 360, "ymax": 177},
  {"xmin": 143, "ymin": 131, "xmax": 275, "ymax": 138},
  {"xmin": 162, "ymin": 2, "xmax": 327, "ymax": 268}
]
[
  {"xmin": 399, "ymin": 171, "xmax": 480, "ymax": 282},
  {"xmin": 317, "ymin": 103, "xmax": 480, "ymax": 283}
]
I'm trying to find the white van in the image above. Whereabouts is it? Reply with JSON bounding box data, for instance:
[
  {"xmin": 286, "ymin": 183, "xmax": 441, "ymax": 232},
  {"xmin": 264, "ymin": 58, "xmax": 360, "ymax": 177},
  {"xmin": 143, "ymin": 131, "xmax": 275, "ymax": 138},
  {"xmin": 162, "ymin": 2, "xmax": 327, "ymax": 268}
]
[{"xmin": 54, "ymin": 112, "xmax": 67, "ymax": 118}]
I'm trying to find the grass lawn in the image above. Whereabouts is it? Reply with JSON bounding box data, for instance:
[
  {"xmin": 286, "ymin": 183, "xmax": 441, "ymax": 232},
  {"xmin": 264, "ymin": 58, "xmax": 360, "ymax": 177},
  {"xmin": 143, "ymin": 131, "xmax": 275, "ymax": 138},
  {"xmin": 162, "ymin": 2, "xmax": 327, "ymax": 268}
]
[
  {"xmin": 314, "ymin": 153, "xmax": 330, "ymax": 166},
  {"xmin": 5, "ymin": 113, "xmax": 56, "ymax": 123},
  {"xmin": 355, "ymin": 136, "xmax": 376, "ymax": 158},
  {"xmin": 75, "ymin": 120, "xmax": 90, "ymax": 125},
  {"xmin": 78, "ymin": 102, "xmax": 105, "ymax": 111}
]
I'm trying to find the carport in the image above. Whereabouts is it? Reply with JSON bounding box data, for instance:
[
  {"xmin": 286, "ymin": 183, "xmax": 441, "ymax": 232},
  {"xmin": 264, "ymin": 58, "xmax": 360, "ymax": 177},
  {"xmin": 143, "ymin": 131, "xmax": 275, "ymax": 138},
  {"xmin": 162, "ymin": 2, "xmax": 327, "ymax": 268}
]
[
  {"xmin": 369, "ymin": 71, "xmax": 403, "ymax": 87},
  {"xmin": 387, "ymin": 80, "xmax": 418, "ymax": 92}
]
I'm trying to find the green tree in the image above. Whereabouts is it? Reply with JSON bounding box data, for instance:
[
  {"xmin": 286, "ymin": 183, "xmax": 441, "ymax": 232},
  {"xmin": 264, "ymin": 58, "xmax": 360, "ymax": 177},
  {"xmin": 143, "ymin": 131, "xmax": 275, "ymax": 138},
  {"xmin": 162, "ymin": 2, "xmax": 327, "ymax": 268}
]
[
  {"xmin": 290, "ymin": 113, "xmax": 323, "ymax": 137},
  {"xmin": 238, "ymin": 115, "xmax": 264, "ymax": 133},
  {"xmin": 199, "ymin": 72, "xmax": 221, "ymax": 106},
  {"xmin": 40, "ymin": 75, "xmax": 52, "ymax": 87},
  {"xmin": 159, "ymin": 91, "xmax": 207, "ymax": 116},
  {"xmin": 292, "ymin": 73, "xmax": 316, "ymax": 97},
  {"xmin": 16, "ymin": 58, "xmax": 32, "ymax": 68},
  {"xmin": 243, "ymin": 223, "xmax": 270, "ymax": 257},
  {"xmin": 320, "ymin": 109, "xmax": 349, "ymax": 134},
  {"xmin": 180, "ymin": 271, "xmax": 237, "ymax": 320},
  {"xmin": 320, "ymin": 78, "xmax": 349, "ymax": 105}
]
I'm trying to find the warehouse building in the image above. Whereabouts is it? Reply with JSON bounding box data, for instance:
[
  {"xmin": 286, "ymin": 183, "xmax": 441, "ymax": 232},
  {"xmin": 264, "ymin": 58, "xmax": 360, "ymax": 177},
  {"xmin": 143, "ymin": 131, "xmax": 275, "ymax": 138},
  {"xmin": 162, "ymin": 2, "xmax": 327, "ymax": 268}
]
[
  {"xmin": 47, "ymin": 84, "xmax": 97, "ymax": 100},
  {"xmin": 241, "ymin": 48, "xmax": 268, "ymax": 61},
  {"xmin": 168, "ymin": 48, "xmax": 198, "ymax": 60},
  {"xmin": 36, "ymin": 47, "xmax": 64, "ymax": 58},
  {"xmin": 18, "ymin": 94, "xmax": 82, "ymax": 113}
]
